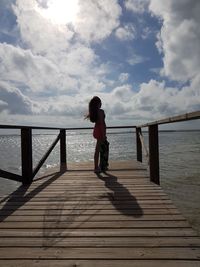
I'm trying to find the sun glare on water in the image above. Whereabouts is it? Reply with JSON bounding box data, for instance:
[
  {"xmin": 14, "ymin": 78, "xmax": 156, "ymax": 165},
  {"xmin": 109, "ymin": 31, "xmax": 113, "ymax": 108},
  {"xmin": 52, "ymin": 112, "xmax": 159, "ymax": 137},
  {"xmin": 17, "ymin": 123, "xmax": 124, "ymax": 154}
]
[{"xmin": 37, "ymin": 0, "xmax": 80, "ymax": 25}]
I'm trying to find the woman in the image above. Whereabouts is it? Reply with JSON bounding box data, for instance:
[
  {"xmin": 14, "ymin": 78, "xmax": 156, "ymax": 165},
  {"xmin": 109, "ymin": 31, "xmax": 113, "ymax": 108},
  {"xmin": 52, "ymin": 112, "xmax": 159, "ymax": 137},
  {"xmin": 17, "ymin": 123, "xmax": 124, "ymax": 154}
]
[{"xmin": 86, "ymin": 96, "xmax": 109, "ymax": 173}]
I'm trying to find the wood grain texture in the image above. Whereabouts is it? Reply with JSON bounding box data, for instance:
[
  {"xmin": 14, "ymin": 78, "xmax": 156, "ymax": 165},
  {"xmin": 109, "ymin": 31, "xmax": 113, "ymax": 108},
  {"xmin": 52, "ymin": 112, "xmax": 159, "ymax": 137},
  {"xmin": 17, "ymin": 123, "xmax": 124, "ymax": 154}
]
[{"xmin": 0, "ymin": 160, "xmax": 199, "ymax": 266}]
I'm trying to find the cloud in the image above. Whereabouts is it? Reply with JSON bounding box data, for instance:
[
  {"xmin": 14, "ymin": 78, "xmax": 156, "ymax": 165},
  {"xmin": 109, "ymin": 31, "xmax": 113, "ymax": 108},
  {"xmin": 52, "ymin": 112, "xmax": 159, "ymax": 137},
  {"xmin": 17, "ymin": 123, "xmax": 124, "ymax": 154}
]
[
  {"xmin": 74, "ymin": 0, "xmax": 122, "ymax": 43},
  {"xmin": 141, "ymin": 26, "xmax": 153, "ymax": 39},
  {"xmin": 127, "ymin": 53, "xmax": 147, "ymax": 65},
  {"xmin": 3, "ymin": 0, "xmax": 115, "ymax": 97},
  {"xmin": 119, "ymin": 73, "xmax": 129, "ymax": 83},
  {"xmin": 0, "ymin": 0, "xmax": 199, "ymax": 129},
  {"xmin": 0, "ymin": 0, "xmax": 119, "ymax": 122},
  {"xmin": 115, "ymin": 24, "xmax": 136, "ymax": 41},
  {"xmin": 0, "ymin": 42, "xmax": 68, "ymax": 93},
  {"xmin": 149, "ymin": 0, "xmax": 200, "ymax": 82},
  {"xmin": 101, "ymin": 78, "xmax": 200, "ymax": 124},
  {"xmin": 132, "ymin": 79, "xmax": 200, "ymax": 118},
  {"xmin": 13, "ymin": 0, "xmax": 74, "ymax": 56},
  {"xmin": 112, "ymin": 84, "xmax": 134, "ymax": 102},
  {"xmin": 0, "ymin": 81, "xmax": 37, "ymax": 114},
  {"xmin": 39, "ymin": 94, "xmax": 87, "ymax": 117},
  {"xmin": 0, "ymin": 100, "xmax": 8, "ymax": 113},
  {"xmin": 125, "ymin": 0, "xmax": 149, "ymax": 13}
]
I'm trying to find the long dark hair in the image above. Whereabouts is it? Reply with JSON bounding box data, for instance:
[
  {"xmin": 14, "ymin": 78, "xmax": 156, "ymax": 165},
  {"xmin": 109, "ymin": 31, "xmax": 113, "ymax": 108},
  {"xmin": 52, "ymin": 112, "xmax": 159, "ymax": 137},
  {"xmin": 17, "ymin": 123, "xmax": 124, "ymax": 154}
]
[{"xmin": 86, "ymin": 96, "xmax": 102, "ymax": 123}]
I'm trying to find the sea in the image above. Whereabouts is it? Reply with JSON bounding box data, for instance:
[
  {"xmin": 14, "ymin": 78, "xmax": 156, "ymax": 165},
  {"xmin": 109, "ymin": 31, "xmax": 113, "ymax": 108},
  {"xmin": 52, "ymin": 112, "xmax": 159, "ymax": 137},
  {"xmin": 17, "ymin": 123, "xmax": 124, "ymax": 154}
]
[{"xmin": 0, "ymin": 130, "xmax": 200, "ymax": 234}]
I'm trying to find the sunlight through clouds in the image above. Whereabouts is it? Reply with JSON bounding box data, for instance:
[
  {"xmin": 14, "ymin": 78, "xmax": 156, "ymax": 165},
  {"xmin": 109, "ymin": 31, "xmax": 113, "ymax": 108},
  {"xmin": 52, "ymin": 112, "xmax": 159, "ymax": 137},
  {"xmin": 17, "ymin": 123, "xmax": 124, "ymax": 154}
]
[
  {"xmin": 36, "ymin": 0, "xmax": 80, "ymax": 25},
  {"xmin": 0, "ymin": 0, "xmax": 199, "ymax": 127}
]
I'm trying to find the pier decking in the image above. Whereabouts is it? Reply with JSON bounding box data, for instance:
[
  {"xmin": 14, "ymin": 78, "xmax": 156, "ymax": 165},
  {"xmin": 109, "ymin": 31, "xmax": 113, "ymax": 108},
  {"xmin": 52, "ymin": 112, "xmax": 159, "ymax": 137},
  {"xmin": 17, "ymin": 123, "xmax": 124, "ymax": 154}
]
[{"xmin": 0, "ymin": 160, "xmax": 199, "ymax": 266}]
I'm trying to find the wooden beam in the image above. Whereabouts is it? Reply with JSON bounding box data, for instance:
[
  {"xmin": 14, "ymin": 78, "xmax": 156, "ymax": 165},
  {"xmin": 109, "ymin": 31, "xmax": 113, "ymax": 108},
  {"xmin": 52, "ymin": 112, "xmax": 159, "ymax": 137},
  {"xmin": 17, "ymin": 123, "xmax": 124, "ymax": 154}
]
[
  {"xmin": 148, "ymin": 125, "xmax": 160, "ymax": 185},
  {"xmin": 21, "ymin": 128, "xmax": 33, "ymax": 185},
  {"xmin": 0, "ymin": 169, "xmax": 22, "ymax": 182},
  {"xmin": 32, "ymin": 133, "xmax": 61, "ymax": 178},
  {"xmin": 60, "ymin": 129, "xmax": 67, "ymax": 170},
  {"xmin": 138, "ymin": 110, "xmax": 200, "ymax": 127},
  {"xmin": 136, "ymin": 128, "xmax": 142, "ymax": 162}
]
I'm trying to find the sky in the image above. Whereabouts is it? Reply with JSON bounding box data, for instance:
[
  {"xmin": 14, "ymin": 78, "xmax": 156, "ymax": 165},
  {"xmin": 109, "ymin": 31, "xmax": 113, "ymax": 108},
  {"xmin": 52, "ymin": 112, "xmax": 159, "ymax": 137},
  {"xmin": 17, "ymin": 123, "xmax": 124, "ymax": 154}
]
[{"xmin": 0, "ymin": 0, "xmax": 200, "ymax": 129}]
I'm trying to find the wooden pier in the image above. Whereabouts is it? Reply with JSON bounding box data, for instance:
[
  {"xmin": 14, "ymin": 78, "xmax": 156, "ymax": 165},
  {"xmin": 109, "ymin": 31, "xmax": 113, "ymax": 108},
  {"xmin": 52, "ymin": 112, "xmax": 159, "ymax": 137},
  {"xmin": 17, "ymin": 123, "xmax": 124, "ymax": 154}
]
[{"xmin": 0, "ymin": 160, "xmax": 200, "ymax": 266}]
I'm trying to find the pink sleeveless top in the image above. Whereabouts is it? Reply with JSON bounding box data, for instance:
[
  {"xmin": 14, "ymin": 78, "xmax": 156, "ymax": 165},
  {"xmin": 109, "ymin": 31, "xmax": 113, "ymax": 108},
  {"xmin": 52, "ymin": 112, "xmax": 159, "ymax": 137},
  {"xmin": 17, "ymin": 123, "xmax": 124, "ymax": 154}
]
[
  {"xmin": 93, "ymin": 109, "xmax": 106, "ymax": 140},
  {"xmin": 93, "ymin": 122, "xmax": 104, "ymax": 139}
]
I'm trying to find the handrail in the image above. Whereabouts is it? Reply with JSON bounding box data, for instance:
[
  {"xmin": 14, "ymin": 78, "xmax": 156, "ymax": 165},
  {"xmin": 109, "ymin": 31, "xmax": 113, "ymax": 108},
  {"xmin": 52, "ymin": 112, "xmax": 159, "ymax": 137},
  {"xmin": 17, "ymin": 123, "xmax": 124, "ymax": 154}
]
[
  {"xmin": 0, "ymin": 125, "xmax": 136, "ymax": 185},
  {"xmin": 0, "ymin": 128, "xmax": 67, "ymax": 185},
  {"xmin": 136, "ymin": 110, "xmax": 200, "ymax": 185},
  {"xmin": 0, "ymin": 110, "xmax": 199, "ymax": 186},
  {"xmin": 0, "ymin": 125, "xmax": 65, "ymax": 130},
  {"xmin": 0, "ymin": 125, "xmax": 136, "ymax": 130},
  {"xmin": 138, "ymin": 110, "xmax": 200, "ymax": 127}
]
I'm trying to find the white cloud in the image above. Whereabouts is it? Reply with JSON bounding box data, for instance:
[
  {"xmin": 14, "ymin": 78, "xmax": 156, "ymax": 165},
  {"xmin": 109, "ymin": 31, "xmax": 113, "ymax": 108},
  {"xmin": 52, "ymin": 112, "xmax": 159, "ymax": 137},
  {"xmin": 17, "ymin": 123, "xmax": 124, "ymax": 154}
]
[
  {"xmin": 119, "ymin": 73, "xmax": 129, "ymax": 83},
  {"xmin": 102, "ymin": 78, "xmax": 200, "ymax": 124},
  {"xmin": 0, "ymin": 43, "xmax": 63, "ymax": 93},
  {"xmin": 125, "ymin": 0, "xmax": 149, "ymax": 13},
  {"xmin": 4, "ymin": 0, "xmax": 115, "ymax": 97},
  {"xmin": 112, "ymin": 84, "xmax": 134, "ymax": 102},
  {"xmin": 74, "ymin": 0, "xmax": 122, "ymax": 43},
  {"xmin": 127, "ymin": 53, "xmax": 147, "ymax": 65},
  {"xmin": 132, "ymin": 79, "xmax": 200, "ymax": 119},
  {"xmin": 1, "ymin": 0, "xmax": 120, "ymax": 124},
  {"xmin": 0, "ymin": 100, "xmax": 8, "ymax": 113},
  {"xmin": 115, "ymin": 24, "xmax": 136, "ymax": 41},
  {"xmin": 13, "ymin": 0, "xmax": 74, "ymax": 55},
  {"xmin": 149, "ymin": 0, "xmax": 200, "ymax": 82},
  {"xmin": 141, "ymin": 26, "xmax": 153, "ymax": 39},
  {"xmin": 0, "ymin": 81, "xmax": 38, "ymax": 115},
  {"xmin": 0, "ymin": 0, "xmax": 199, "ymax": 128}
]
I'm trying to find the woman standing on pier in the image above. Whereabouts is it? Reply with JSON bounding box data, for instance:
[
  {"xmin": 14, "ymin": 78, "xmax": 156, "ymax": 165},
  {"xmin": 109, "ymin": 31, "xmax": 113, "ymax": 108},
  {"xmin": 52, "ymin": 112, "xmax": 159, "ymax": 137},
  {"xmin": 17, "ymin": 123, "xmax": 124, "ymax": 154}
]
[{"xmin": 86, "ymin": 96, "xmax": 109, "ymax": 173}]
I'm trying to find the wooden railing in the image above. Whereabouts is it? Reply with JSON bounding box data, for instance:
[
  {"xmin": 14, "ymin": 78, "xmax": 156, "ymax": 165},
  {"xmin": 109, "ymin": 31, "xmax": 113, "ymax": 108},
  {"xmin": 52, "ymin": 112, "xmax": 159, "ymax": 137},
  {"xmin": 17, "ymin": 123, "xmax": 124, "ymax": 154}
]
[
  {"xmin": 135, "ymin": 110, "xmax": 200, "ymax": 185},
  {"xmin": 0, "ymin": 110, "xmax": 199, "ymax": 186},
  {"xmin": 0, "ymin": 125, "xmax": 136, "ymax": 185},
  {"xmin": 0, "ymin": 126, "xmax": 68, "ymax": 185}
]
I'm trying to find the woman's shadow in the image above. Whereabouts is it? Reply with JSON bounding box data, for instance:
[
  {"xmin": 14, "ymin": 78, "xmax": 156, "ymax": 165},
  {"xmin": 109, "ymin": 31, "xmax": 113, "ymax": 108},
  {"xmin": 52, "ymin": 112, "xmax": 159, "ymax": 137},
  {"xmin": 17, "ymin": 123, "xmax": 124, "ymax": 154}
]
[{"xmin": 96, "ymin": 172, "xmax": 143, "ymax": 217}]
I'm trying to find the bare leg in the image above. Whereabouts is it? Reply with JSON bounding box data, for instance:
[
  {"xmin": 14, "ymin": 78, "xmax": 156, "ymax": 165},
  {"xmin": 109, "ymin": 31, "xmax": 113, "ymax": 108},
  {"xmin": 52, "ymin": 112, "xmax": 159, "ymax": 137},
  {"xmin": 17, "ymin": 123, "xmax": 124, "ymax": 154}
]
[{"xmin": 94, "ymin": 140, "xmax": 100, "ymax": 170}]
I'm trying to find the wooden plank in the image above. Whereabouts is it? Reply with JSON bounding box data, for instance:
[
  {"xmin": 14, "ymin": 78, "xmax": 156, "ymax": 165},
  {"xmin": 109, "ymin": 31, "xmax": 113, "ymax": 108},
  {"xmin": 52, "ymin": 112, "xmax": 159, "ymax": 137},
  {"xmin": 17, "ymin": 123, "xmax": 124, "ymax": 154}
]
[
  {"xmin": 1, "ymin": 236, "xmax": 200, "ymax": 247},
  {"xmin": 0, "ymin": 191, "xmax": 168, "ymax": 199},
  {"xmin": 0, "ymin": 260, "xmax": 199, "ymax": 267},
  {"xmin": 0, "ymin": 160, "xmax": 199, "ymax": 265},
  {"xmin": 0, "ymin": 228, "xmax": 196, "ymax": 237},
  {"xmin": 0, "ymin": 196, "xmax": 171, "ymax": 202},
  {"xmin": 0, "ymin": 200, "xmax": 174, "ymax": 206},
  {"xmin": 0, "ymin": 220, "xmax": 191, "ymax": 229},
  {"xmin": 2, "ymin": 188, "xmax": 162, "ymax": 193},
  {"xmin": 0, "ymin": 187, "xmax": 163, "ymax": 193},
  {"xmin": 0, "ymin": 214, "xmax": 185, "ymax": 222},
  {"xmin": 0, "ymin": 203, "xmax": 177, "ymax": 210},
  {"xmin": 0, "ymin": 247, "xmax": 199, "ymax": 259},
  {"xmin": 0, "ymin": 208, "xmax": 181, "ymax": 216}
]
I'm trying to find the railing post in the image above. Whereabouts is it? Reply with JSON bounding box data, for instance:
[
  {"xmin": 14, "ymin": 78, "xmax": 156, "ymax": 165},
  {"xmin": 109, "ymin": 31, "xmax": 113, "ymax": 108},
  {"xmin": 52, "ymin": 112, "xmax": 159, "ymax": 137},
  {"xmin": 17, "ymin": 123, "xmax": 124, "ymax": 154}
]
[
  {"xmin": 136, "ymin": 127, "xmax": 142, "ymax": 162},
  {"xmin": 21, "ymin": 127, "xmax": 33, "ymax": 185},
  {"xmin": 148, "ymin": 124, "xmax": 160, "ymax": 185},
  {"xmin": 60, "ymin": 129, "xmax": 67, "ymax": 170}
]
